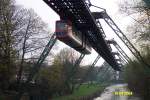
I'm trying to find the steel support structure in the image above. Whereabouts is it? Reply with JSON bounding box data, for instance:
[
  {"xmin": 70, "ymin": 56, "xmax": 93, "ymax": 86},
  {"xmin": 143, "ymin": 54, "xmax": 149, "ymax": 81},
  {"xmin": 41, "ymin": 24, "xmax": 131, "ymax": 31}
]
[
  {"xmin": 118, "ymin": 55, "xmax": 127, "ymax": 64},
  {"xmin": 98, "ymin": 65, "xmax": 111, "ymax": 83},
  {"xmin": 114, "ymin": 54, "xmax": 126, "ymax": 64},
  {"xmin": 76, "ymin": 55, "xmax": 101, "ymax": 88},
  {"xmin": 15, "ymin": 34, "xmax": 57, "ymax": 100},
  {"xmin": 114, "ymin": 42, "xmax": 131, "ymax": 63},
  {"xmin": 87, "ymin": 2, "xmax": 150, "ymax": 68},
  {"xmin": 107, "ymin": 39, "xmax": 131, "ymax": 63},
  {"xmin": 100, "ymin": 68, "xmax": 117, "ymax": 84},
  {"xmin": 66, "ymin": 53, "xmax": 85, "ymax": 82},
  {"xmin": 72, "ymin": 53, "xmax": 85, "ymax": 75},
  {"xmin": 43, "ymin": 0, "xmax": 121, "ymax": 71},
  {"xmin": 100, "ymin": 11, "xmax": 150, "ymax": 68},
  {"xmin": 66, "ymin": 53, "xmax": 85, "ymax": 89},
  {"xmin": 26, "ymin": 34, "xmax": 57, "ymax": 83},
  {"xmin": 96, "ymin": 20, "xmax": 106, "ymax": 38}
]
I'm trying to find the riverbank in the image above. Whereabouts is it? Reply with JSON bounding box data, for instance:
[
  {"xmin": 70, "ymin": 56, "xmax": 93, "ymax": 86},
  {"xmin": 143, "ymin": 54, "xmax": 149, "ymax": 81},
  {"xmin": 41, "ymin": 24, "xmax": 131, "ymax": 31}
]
[
  {"xmin": 52, "ymin": 84, "xmax": 106, "ymax": 100},
  {"xmin": 94, "ymin": 84, "xmax": 141, "ymax": 100}
]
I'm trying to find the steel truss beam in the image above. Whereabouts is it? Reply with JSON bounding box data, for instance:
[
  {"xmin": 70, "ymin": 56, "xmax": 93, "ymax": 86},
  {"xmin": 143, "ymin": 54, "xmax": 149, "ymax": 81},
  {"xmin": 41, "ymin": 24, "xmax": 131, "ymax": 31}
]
[
  {"xmin": 71, "ymin": 53, "xmax": 85, "ymax": 75},
  {"xmin": 88, "ymin": 2, "xmax": 150, "ymax": 68},
  {"xmin": 107, "ymin": 39, "xmax": 131, "ymax": 62},
  {"xmin": 99, "ymin": 11, "xmax": 150, "ymax": 68},
  {"xmin": 26, "ymin": 34, "xmax": 57, "ymax": 83},
  {"xmin": 43, "ymin": 0, "xmax": 121, "ymax": 71},
  {"xmin": 15, "ymin": 34, "xmax": 57, "ymax": 100},
  {"xmin": 112, "ymin": 52, "xmax": 125, "ymax": 64},
  {"xmin": 110, "ymin": 44, "xmax": 129, "ymax": 64}
]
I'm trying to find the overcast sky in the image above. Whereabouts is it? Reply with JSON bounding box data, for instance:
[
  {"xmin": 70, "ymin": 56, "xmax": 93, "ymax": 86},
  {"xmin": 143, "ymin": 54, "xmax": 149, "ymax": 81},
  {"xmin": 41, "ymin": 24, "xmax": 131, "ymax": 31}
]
[{"xmin": 15, "ymin": 0, "xmax": 132, "ymax": 66}]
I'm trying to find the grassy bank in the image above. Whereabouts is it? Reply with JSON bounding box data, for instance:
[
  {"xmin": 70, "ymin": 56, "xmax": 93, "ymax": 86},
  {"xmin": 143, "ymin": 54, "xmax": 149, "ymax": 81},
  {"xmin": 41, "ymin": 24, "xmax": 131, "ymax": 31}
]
[{"xmin": 52, "ymin": 84, "xmax": 106, "ymax": 100}]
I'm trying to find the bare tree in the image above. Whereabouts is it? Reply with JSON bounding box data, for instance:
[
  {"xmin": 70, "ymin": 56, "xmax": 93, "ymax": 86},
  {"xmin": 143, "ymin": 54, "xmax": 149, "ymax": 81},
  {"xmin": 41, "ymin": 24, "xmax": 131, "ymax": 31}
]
[
  {"xmin": 0, "ymin": 0, "xmax": 17, "ymax": 90},
  {"xmin": 14, "ymin": 9, "xmax": 51, "ymax": 83},
  {"xmin": 0, "ymin": 0, "xmax": 52, "ymax": 86},
  {"xmin": 119, "ymin": 0, "xmax": 150, "ymax": 46}
]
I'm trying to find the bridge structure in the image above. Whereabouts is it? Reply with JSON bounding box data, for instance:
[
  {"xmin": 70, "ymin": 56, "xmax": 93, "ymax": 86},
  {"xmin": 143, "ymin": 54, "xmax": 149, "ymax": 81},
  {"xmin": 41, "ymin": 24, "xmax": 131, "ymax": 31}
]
[
  {"xmin": 24, "ymin": 0, "xmax": 148, "ymax": 84},
  {"xmin": 43, "ymin": 0, "xmax": 121, "ymax": 70},
  {"xmin": 15, "ymin": 0, "xmax": 148, "ymax": 100}
]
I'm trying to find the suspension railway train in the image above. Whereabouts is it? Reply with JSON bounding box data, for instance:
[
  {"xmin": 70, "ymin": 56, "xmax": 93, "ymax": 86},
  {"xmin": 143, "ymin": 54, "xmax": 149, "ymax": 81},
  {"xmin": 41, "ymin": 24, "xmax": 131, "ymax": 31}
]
[{"xmin": 55, "ymin": 20, "xmax": 92, "ymax": 54}]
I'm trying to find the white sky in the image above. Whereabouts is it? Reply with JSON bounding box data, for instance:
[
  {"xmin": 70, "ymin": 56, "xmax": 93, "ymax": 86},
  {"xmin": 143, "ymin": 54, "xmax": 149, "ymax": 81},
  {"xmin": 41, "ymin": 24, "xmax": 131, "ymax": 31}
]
[{"xmin": 15, "ymin": 0, "xmax": 132, "ymax": 66}]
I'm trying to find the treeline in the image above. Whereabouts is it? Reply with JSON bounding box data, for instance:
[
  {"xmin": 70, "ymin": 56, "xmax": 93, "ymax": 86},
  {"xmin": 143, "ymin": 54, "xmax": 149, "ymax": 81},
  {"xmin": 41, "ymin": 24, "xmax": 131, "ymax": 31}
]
[
  {"xmin": 120, "ymin": 0, "xmax": 150, "ymax": 100},
  {"xmin": 0, "ymin": 0, "xmax": 117, "ymax": 99},
  {"xmin": 124, "ymin": 47, "xmax": 150, "ymax": 100},
  {"xmin": 0, "ymin": 0, "xmax": 50, "ymax": 92}
]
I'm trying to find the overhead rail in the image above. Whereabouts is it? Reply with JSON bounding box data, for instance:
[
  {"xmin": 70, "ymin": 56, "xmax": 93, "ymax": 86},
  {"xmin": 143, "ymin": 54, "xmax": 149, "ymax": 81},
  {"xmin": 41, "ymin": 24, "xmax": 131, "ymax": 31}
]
[
  {"xmin": 112, "ymin": 52, "xmax": 126, "ymax": 65},
  {"xmin": 112, "ymin": 51, "xmax": 128, "ymax": 64},
  {"xmin": 86, "ymin": 1, "xmax": 150, "ymax": 68},
  {"xmin": 107, "ymin": 39, "xmax": 131, "ymax": 62},
  {"xmin": 43, "ymin": 0, "xmax": 121, "ymax": 71},
  {"xmin": 93, "ymin": 10, "xmax": 150, "ymax": 67}
]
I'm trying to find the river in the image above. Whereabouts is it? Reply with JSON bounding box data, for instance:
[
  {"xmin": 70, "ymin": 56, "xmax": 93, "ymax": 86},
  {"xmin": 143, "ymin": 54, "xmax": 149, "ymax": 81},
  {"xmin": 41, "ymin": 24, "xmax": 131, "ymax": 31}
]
[{"xmin": 94, "ymin": 84, "xmax": 140, "ymax": 100}]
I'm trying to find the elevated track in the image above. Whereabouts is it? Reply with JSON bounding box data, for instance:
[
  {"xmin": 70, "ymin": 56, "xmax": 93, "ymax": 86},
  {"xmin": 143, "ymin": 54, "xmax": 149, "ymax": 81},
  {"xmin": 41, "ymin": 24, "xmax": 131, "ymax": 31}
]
[{"xmin": 43, "ymin": 0, "xmax": 121, "ymax": 71}]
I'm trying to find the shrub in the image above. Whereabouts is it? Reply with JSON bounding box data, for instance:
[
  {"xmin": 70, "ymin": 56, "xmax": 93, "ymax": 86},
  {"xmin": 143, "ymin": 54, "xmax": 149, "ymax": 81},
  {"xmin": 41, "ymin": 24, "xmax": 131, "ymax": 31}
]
[{"xmin": 124, "ymin": 46, "xmax": 150, "ymax": 100}]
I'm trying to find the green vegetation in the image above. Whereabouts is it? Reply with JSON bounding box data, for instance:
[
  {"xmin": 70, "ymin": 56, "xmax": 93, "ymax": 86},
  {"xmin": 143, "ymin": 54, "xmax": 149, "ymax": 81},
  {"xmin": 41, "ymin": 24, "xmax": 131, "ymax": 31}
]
[
  {"xmin": 124, "ymin": 46, "xmax": 150, "ymax": 100},
  {"xmin": 37, "ymin": 48, "xmax": 79, "ymax": 96},
  {"xmin": 52, "ymin": 84, "xmax": 105, "ymax": 100},
  {"xmin": 1, "ymin": 0, "xmax": 149, "ymax": 100},
  {"xmin": 120, "ymin": 0, "xmax": 150, "ymax": 99}
]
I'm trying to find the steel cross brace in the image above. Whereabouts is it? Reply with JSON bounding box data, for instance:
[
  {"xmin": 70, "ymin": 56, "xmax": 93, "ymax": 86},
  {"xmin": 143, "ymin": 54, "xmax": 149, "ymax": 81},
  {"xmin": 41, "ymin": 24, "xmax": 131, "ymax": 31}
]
[
  {"xmin": 98, "ymin": 66, "xmax": 111, "ymax": 84},
  {"xmin": 76, "ymin": 55, "xmax": 101, "ymax": 89},
  {"xmin": 96, "ymin": 62, "xmax": 111, "ymax": 76},
  {"xmin": 118, "ymin": 54, "xmax": 128, "ymax": 64},
  {"xmin": 114, "ymin": 42, "xmax": 131, "ymax": 62},
  {"xmin": 26, "ymin": 34, "xmax": 57, "ymax": 83},
  {"xmin": 68, "ymin": 53, "xmax": 85, "ymax": 80},
  {"xmin": 107, "ymin": 39, "xmax": 131, "ymax": 63},
  {"xmin": 101, "ymin": 68, "xmax": 114, "ymax": 84},
  {"xmin": 15, "ymin": 34, "xmax": 57, "ymax": 100},
  {"xmin": 87, "ymin": 2, "xmax": 150, "ymax": 68},
  {"xmin": 100, "ymin": 11, "xmax": 150, "ymax": 68},
  {"xmin": 66, "ymin": 53, "xmax": 85, "ymax": 87},
  {"xmin": 74, "ymin": 54, "xmax": 85, "ymax": 69}
]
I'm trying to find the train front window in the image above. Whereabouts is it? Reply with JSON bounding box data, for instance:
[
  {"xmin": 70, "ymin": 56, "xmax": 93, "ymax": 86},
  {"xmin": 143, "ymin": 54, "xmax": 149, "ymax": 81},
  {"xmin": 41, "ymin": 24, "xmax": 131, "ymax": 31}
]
[{"xmin": 56, "ymin": 22, "xmax": 67, "ymax": 31}]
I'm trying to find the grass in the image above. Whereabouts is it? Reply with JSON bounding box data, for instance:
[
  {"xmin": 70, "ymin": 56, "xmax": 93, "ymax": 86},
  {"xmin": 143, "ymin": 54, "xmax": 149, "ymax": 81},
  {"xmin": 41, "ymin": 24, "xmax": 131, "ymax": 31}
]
[{"xmin": 52, "ymin": 84, "xmax": 105, "ymax": 100}]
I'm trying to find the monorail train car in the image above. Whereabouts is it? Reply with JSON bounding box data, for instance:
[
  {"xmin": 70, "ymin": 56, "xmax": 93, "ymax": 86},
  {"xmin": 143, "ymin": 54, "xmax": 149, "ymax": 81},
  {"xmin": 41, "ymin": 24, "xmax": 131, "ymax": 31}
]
[{"xmin": 55, "ymin": 20, "xmax": 92, "ymax": 54}]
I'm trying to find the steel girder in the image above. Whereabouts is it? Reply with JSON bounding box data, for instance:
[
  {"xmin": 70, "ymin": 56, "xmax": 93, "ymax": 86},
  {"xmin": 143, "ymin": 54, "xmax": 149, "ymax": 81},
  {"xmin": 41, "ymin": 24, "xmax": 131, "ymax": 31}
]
[{"xmin": 43, "ymin": 0, "xmax": 121, "ymax": 71}]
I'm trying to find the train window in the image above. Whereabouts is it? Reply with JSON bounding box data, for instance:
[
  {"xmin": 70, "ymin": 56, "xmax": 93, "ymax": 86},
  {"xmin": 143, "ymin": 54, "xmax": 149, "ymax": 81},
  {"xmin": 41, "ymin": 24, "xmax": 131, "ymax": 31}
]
[{"xmin": 56, "ymin": 21, "xmax": 67, "ymax": 31}]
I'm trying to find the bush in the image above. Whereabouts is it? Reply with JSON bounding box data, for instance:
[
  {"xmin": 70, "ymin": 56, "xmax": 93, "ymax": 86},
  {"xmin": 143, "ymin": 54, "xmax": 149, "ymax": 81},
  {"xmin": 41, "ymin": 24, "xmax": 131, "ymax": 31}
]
[{"xmin": 124, "ymin": 46, "xmax": 150, "ymax": 100}]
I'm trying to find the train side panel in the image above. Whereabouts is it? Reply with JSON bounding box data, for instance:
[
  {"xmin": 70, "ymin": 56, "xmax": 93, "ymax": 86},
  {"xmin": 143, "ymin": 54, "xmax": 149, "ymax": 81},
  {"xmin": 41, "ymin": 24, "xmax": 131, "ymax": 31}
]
[{"xmin": 55, "ymin": 20, "xmax": 92, "ymax": 54}]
